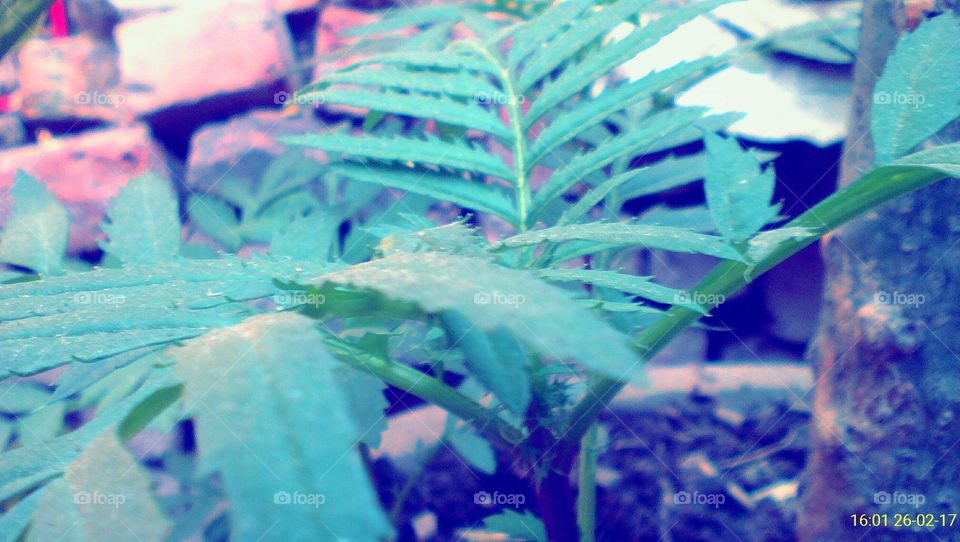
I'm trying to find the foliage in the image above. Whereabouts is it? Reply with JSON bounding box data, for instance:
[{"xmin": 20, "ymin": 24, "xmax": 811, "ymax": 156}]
[{"xmin": 0, "ymin": 3, "xmax": 959, "ymax": 542}]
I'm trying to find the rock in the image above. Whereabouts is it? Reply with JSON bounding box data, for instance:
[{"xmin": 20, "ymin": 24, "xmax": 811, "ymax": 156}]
[
  {"xmin": 313, "ymin": 6, "xmax": 379, "ymax": 79},
  {"xmin": 0, "ymin": 114, "xmax": 26, "ymax": 148},
  {"xmin": 0, "ymin": 56, "xmax": 16, "ymax": 94},
  {"xmin": 12, "ymin": 35, "xmax": 122, "ymax": 123},
  {"xmin": 115, "ymin": 0, "xmax": 298, "ymax": 117},
  {"xmin": 186, "ymin": 109, "xmax": 325, "ymax": 194},
  {"xmin": 272, "ymin": 0, "xmax": 323, "ymax": 12},
  {"xmin": 0, "ymin": 123, "xmax": 172, "ymax": 252}
]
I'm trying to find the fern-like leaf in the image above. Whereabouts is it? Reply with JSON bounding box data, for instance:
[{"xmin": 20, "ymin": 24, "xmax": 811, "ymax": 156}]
[{"xmin": 99, "ymin": 174, "xmax": 181, "ymax": 265}]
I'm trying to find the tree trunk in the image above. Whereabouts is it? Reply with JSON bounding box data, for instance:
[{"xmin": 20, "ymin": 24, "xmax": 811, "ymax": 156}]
[{"xmin": 798, "ymin": 2, "xmax": 960, "ymax": 541}]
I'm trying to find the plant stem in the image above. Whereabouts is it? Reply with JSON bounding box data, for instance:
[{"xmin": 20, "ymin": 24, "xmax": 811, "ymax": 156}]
[
  {"xmin": 464, "ymin": 40, "xmax": 531, "ymax": 231},
  {"xmin": 324, "ymin": 339, "xmax": 525, "ymax": 451},
  {"xmin": 388, "ymin": 439, "xmax": 443, "ymax": 526},
  {"xmin": 577, "ymin": 423, "xmax": 598, "ymax": 542},
  {"xmin": 557, "ymin": 165, "xmax": 948, "ymax": 462}
]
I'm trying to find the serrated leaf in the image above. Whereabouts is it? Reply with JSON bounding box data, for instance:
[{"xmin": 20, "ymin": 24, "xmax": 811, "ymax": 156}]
[
  {"xmin": 441, "ymin": 312, "xmax": 532, "ymax": 416},
  {"xmin": 308, "ymin": 66, "xmax": 500, "ymax": 99},
  {"xmin": 872, "ymin": 14, "xmax": 960, "ymax": 164},
  {"xmin": 342, "ymin": 5, "xmax": 464, "ymax": 37},
  {"xmin": 529, "ymin": 57, "xmax": 721, "ymax": 162},
  {"xmin": 704, "ymin": 133, "xmax": 780, "ymax": 242},
  {"xmin": 344, "ymin": 50, "xmax": 501, "ymax": 77},
  {"xmin": 0, "ymin": 172, "xmax": 68, "ymax": 276},
  {"xmin": 301, "ymin": 88, "xmax": 512, "ymax": 140},
  {"xmin": 495, "ymin": 222, "xmax": 741, "ymax": 260},
  {"xmin": 170, "ymin": 314, "xmax": 393, "ymax": 542},
  {"xmin": 531, "ymin": 107, "xmax": 706, "ymax": 219},
  {"xmin": 269, "ymin": 213, "xmax": 338, "ymax": 262},
  {"xmin": 0, "ymin": 257, "xmax": 331, "ymax": 378},
  {"xmin": 508, "ymin": 0, "xmax": 592, "ymax": 70},
  {"xmin": 25, "ymin": 431, "xmax": 169, "ymax": 542},
  {"xmin": 517, "ymin": 0, "xmax": 654, "ymax": 92},
  {"xmin": 538, "ymin": 268, "xmax": 702, "ymax": 312},
  {"xmin": 305, "ymin": 252, "xmax": 642, "ymax": 379},
  {"xmin": 99, "ymin": 174, "xmax": 180, "ymax": 265},
  {"xmin": 331, "ymin": 367, "xmax": 388, "ymax": 449},
  {"xmin": 331, "ymin": 162, "xmax": 517, "ymax": 222},
  {"xmin": 283, "ymin": 133, "xmax": 514, "ymax": 180}
]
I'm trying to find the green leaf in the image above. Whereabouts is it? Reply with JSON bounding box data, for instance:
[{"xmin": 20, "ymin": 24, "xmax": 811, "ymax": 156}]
[
  {"xmin": 531, "ymin": 107, "xmax": 706, "ymax": 218},
  {"xmin": 555, "ymin": 168, "xmax": 639, "ymax": 226},
  {"xmin": 525, "ymin": 0, "xmax": 732, "ymax": 127},
  {"xmin": 528, "ymin": 57, "xmax": 721, "ymax": 161},
  {"xmin": 495, "ymin": 222, "xmax": 741, "ymax": 260},
  {"xmin": 440, "ymin": 312, "xmax": 532, "ymax": 416},
  {"xmin": 341, "ymin": 5, "xmax": 464, "ymax": 37},
  {"xmin": 0, "ymin": 479, "xmax": 44, "ymax": 542},
  {"xmin": 0, "ymin": 257, "xmax": 331, "ymax": 379},
  {"xmin": 304, "ymin": 252, "xmax": 642, "ymax": 379},
  {"xmin": 331, "ymin": 162, "xmax": 517, "ymax": 222},
  {"xmin": 872, "ymin": 14, "xmax": 960, "ymax": 164},
  {"xmin": 538, "ymin": 268, "xmax": 701, "ymax": 312},
  {"xmin": 703, "ymin": 133, "xmax": 780, "ymax": 242},
  {"xmin": 483, "ymin": 509, "xmax": 547, "ymax": 542},
  {"xmin": 301, "ymin": 88, "xmax": 512, "ymax": 140},
  {"xmin": 170, "ymin": 314, "xmax": 393, "ymax": 542},
  {"xmin": 283, "ymin": 133, "xmax": 514, "ymax": 180},
  {"xmin": 517, "ymin": 0, "xmax": 654, "ymax": 93},
  {"xmin": 25, "ymin": 431, "xmax": 169, "ymax": 542},
  {"xmin": 307, "ymin": 66, "xmax": 500, "ymax": 99},
  {"xmin": 331, "ymin": 367, "xmax": 388, "ymax": 449},
  {"xmin": 0, "ymin": 172, "xmax": 68, "ymax": 275},
  {"xmin": 343, "ymin": 50, "xmax": 501, "ymax": 77},
  {"xmin": 508, "ymin": 0, "xmax": 593, "ymax": 70},
  {"xmin": 445, "ymin": 415, "xmax": 497, "ymax": 474},
  {"xmin": 269, "ymin": 213, "xmax": 338, "ymax": 262},
  {"xmin": 99, "ymin": 174, "xmax": 181, "ymax": 265}
]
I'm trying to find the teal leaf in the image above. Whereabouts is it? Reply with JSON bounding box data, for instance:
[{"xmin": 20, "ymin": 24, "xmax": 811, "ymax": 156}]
[
  {"xmin": 0, "ymin": 172, "xmax": 68, "ymax": 275},
  {"xmin": 25, "ymin": 431, "xmax": 169, "ymax": 542},
  {"xmin": 445, "ymin": 415, "xmax": 497, "ymax": 475},
  {"xmin": 538, "ymin": 268, "xmax": 702, "ymax": 312},
  {"xmin": 872, "ymin": 14, "xmax": 960, "ymax": 164},
  {"xmin": 703, "ymin": 133, "xmax": 780, "ymax": 243},
  {"xmin": 495, "ymin": 222, "xmax": 741, "ymax": 260},
  {"xmin": 269, "ymin": 213, "xmax": 338, "ymax": 262},
  {"xmin": 99, "ymin": 174, "xmax": 181, "ymax": 265},
  {"xmin": 170, "ymin": 314, "xmax": 393, "ymax": 542},
  {"xmin": 440, "ymin": 312, "xmax": 532, "ymax": 416},
  {"xmin": 305, "ymin": 252, "xmax": 642, "ymax": 379},
  {"xmin": 283, "ymin": 133, "xmax": 514, "ymax": 180},
  {"xmin": 483, "ymin": 509, "xmax": 547, "ymax": 542},
  {"xmin": 331, "ymin": 162, "xmax": 516, "ymax": 223}
]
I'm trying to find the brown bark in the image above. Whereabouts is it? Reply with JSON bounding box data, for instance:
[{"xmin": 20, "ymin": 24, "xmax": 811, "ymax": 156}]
[{"xmin": 798, "ymin": 2, "xmax": 960, "ymax": 541}]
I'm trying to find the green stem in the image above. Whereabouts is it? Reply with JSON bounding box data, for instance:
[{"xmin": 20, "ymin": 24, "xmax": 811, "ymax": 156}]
[
  {"xmin": 324, "ymin": 339, "xmax": 525, "ymax": 450},
  {"xmin": 577, "ymin": 423, "xmax": 599, "ymax": 542},
  {"xmin": 557, "ymin": 165, "xmax": 948, "ymax": 461},
  {"xmin": 464, "ymin": 41, "xmax": 531, "ymax": 231},
  {"xmin": 388, "ymin": 439, "xmax": 443, "ymax": 525}
]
